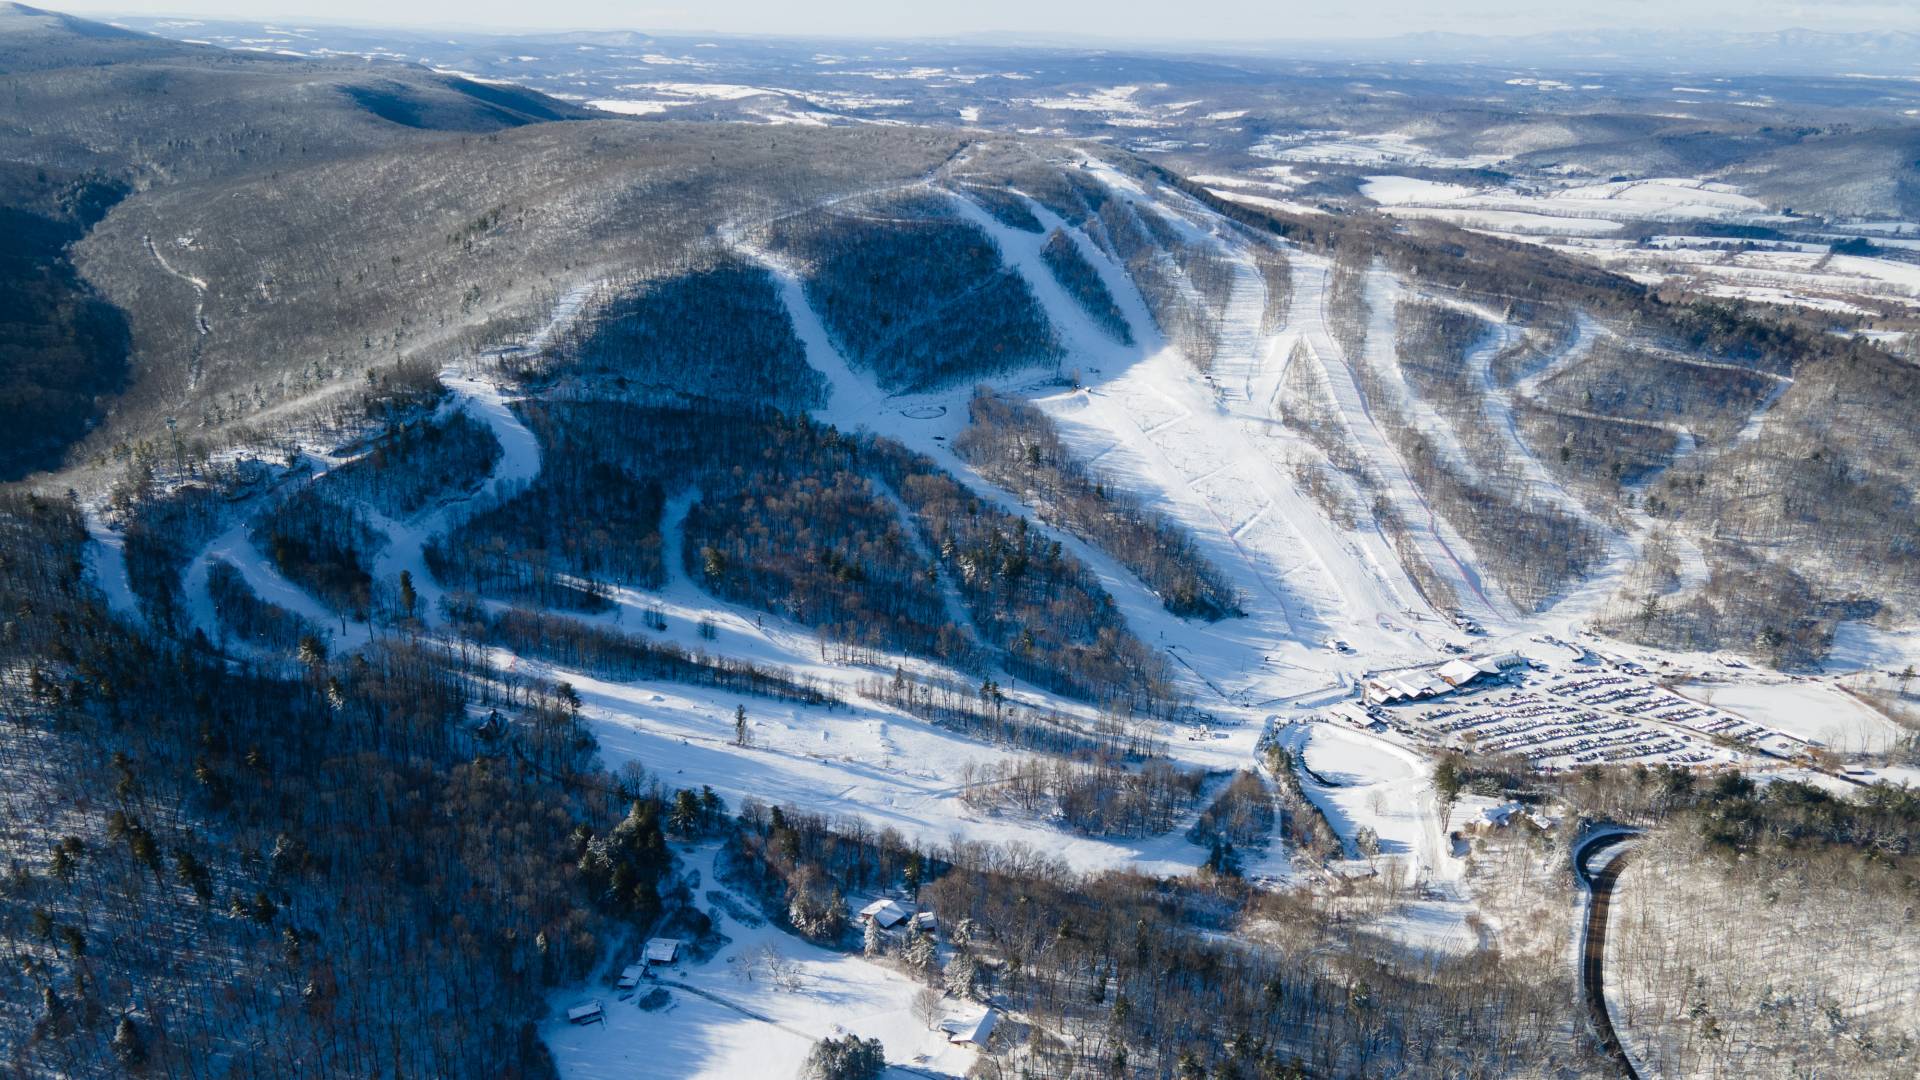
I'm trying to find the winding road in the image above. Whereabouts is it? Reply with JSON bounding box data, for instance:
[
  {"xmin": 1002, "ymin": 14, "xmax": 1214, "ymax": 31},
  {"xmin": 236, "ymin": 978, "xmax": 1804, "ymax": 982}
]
[{"xmin": 1574, "ymin": 828, "xmax": 1640, "ymax": 1079}]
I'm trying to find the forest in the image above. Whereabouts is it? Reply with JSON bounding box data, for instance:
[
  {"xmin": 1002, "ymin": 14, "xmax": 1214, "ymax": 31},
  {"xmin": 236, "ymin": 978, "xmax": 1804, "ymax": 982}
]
[
  {"xmin": 0, "ymin": 492, "xmax": 666, "ymax": 1077},
  {"xmin": 533, "ymin": 255, "xmax": 826, "ymax": 413},
  {"xmin": 0, "ymin": 173, "xmax": 129, "ymax": 481},
  {"xmin": 768, "ymin": 192, "xmax": 1064, "ymax": 390},
  {"xmin": 955, "ymin": 387, "xmax": 1242, "ymax": 621}
]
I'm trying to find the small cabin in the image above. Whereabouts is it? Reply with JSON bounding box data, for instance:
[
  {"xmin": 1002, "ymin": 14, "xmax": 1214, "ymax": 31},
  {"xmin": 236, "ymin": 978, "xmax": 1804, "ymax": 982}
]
[
  {"xmin": 858, "ymin": 899, "xmax": 909, "ymax": 929},
  {"xmin": 644, "ymin": 938, "xmax": 682, "ymax": 964},
  {"xmin": 567, "ymin": 1000, "xmax": 605, "ymax": 1026},
  {"xmin": 940, "ymin": 1008, "xmax": 999, "ymax": 1047},
  {"xmin": 616, "ymin": 964, "xmax": 645, "ymax": 990},
  {"xmin": 912, "ymin": 911, "xmax": 937, "ymax": 932}
]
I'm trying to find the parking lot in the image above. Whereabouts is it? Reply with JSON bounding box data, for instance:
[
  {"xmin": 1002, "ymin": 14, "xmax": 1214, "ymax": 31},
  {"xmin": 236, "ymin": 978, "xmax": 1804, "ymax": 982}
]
[{"xmin": 1371, "ymin": 662, "xmax": 1813, "ymax": 771}]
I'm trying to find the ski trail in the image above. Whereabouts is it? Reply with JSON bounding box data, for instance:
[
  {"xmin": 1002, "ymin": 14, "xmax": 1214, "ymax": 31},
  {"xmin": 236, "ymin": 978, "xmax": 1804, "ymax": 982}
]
[
  {"xmin": 732, "ymin": 240, "xmax": 895, "ymax": 429},
  {"xmin": 1206, "ymin": 250, "xmax": 1274, "ymax": 405},
  {"xmin": 948, "ymin": 188, "xmax": 1334, "ymax": 641},
  {"xmin": 1729, "ymin": 377, "xmax": 1793, "ymax": 447},
  {"xmin": 144, "ymin": 234, "xmax": 210, "ymax": 336},
  {"xmin": 1022, "ymin": 181, "xmax": 1441, "ymax": 659},
  {"xmin": 182, "ymin": 520, "xmax": 374, "ymax": 653},
  {"xmin": 169, "ymin": 286, "xmax": 585, "ymax": 654},
  {"xmin": 82, "ymin": 510, "xmax": 143, "ymax": 626},
  {"xmin": 957, "ymin": 183, "xmax": 1445, "ymax": 682},
  {"xmin": 1295, "ymin": 256, "xmax": 1512, "ymax": 626},
  {"xmin": 1356, "ymin": 272, "xmax": 1495, "ymax": 481},
  {"xmin": 1473, "ymin": 311, "xmax": 1606, "ymax": 519}
]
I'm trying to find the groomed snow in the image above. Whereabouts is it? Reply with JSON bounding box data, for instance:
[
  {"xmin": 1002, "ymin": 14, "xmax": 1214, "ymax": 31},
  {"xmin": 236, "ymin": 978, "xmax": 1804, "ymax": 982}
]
[{"xmin": 1278, "ymin": 721, "xmax": 1457, "ymax": 887}]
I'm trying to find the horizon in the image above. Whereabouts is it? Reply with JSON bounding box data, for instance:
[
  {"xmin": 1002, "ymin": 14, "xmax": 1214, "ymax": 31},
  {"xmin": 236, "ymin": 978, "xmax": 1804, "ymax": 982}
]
[{"xmin": 36, "ymin": 0, "xmax": 1920, "ymax": 45}]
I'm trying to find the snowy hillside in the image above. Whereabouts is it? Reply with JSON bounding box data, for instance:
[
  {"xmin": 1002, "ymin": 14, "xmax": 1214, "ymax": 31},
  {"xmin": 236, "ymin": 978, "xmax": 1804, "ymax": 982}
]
[{"xmin": 7, "ymin": 9, "xmax": 1919, "ymax": 1079}]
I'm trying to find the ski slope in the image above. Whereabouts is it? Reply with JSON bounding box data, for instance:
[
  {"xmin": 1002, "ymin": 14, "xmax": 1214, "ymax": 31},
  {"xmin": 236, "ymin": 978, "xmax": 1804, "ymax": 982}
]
[{"xmin": 80, "ymin": 159, "xmax": 1909, "ymax": 1078}]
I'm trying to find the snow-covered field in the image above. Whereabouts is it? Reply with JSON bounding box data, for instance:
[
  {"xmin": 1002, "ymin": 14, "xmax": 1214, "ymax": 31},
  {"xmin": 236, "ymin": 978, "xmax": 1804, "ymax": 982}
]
[
  {"xmin": 1258, "ymin": 159, "xmax": 1920, "ymax": 317},
  {"xmin": 1681, "ymin": 680, "xmax": 1905, "ymax": 753},
  {"xmin": 1365, "ymin": 175, "xmax": 1786, "ymax": 230}
]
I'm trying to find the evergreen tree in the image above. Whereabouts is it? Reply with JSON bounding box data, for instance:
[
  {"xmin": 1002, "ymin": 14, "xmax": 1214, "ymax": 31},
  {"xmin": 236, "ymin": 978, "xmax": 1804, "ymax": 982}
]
[
  {"xmin": 671, "ymin": 789, "xmax": 701, "ymax": 836},
  {"xmin": 904, "ymin": 931, "xmax": 939, "ymax": 984},
  {"xmin": 802, "ymin": 1033, "xmax": 885, "ymax": 1080},
  {"xmin": 945, "ymin": 951, "xmax": 980, "ymax": 1001},
  {"xmin": 112, "ymin": 1015, "xmax": 147, "ymax": 1068}
]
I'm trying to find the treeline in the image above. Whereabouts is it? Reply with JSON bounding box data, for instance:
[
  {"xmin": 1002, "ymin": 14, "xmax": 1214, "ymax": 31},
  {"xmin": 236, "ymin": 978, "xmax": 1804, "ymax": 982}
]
[
  {"xmin": 205, "ymin": 558, "xmax": 318, "ymax": 653},
  {"xmin": 682, "ymin": 422, "xmax": 970, "ymax": 665},
  {"xmin": 1253, "ymin": 244, "xmax": 1292, "ymax": 334},
  {"xmin": 535, "ymin": 255, "xmax": 825, "ymax": 412},
  {"xmin": 958, "ymin": 183, "xmax": 1044, "ymax": 234},
  {"xmin": 1393, "ymin": 298, "xmax": 1519, "ymax": 481},
  {"xmin": 960, "ymin": 754, "xmax": 1207, "ymax": 837},
  {"xmin": 1092, "ymin": 194, "xmax": 1221, "ymax": 371},
  {"xmin": 1259, "ymin": 742, "xmax": 1344, "ymax": 864},
  {"xmin": 954, "ymin": 387, "xmax": 1241, "ymax": 620},
  {"xmin": 117, "ymin": 458, "xmax": 276, "ymax": 631},
  {"xmin": 1187, "ymin": 770, "xmax": 1277, "ymax": 856},
  {"xmin": 1602, "ymin": 540, "xmax": 1855, "ymax": 669},
  {"xmin": 865, "ymin": 437, "xmax": 1180, "ymax": 715},
  {"xmin": 855, "ymin": 669, "xmax": 1162, "ymax": 760},
  {"xmin": 720, "ymin": 782, "xmax": 1603, "ymax": 1077},
  {"xmin": 250, "ymin": 487, "xmax": 383, "ymax": 620},
  {"xmin": 769, "ymin": 191, "xmax": 1063, "ymax": 390},
  {"xmin": 1039, "ymin": 227, "xmax": 1132, "ymax": 344},
  {"xmin": 319, "ymin": 407, "xmax": 501, "ymax": 519},
  {"xmin": 722, "ymin": 801, "xmax": 940, "ymax": 945},
  {"xmin": 427, "ymin": 463, "xmax": 664, "ymax": 613},
  {"xmin": 1392, "ymin": 300, "xmax": 1486, "ymax": 407},
  {"xmin": 454, "ymin": 603, "xmax": 837, "ymax": 707},
  {"xmin": 426, "ymin": 399, "xmax": 717, "ymax": 614},
  {"xmin": 1685, "ymin": 771, "xmax": 1918, "ymax": 862},
  {"xmin": 1536, "ymin": 339, "xmax": 1779, "ymax": 445}
]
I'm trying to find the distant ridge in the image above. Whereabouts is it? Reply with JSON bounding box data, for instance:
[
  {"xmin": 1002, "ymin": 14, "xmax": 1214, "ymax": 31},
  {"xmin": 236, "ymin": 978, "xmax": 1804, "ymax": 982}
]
[{"xmin": 1261, "ymin": 27, "xmax": 1920, "ymax": 76}]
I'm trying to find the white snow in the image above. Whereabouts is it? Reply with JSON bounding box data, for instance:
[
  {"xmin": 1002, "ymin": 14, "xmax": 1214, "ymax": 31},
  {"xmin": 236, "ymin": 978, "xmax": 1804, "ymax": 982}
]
[
  {"xmin": 82, "ymin": 511, "xmax": 143, "ymax": 626},
  {"xmin": 1279, "ymin": 721, "xmax": 1457, "ymax": 888},
  {"xmin": 545, "ymin": 844, "xmax": 979, "ymax": 1080},
  {"xmin": 1360, "ymin": 176, "xmax": 1480, "ymax": 205},
  {"xmin": 1383, "ymin": 207, "xmax": 1628, "ymax": 236},
  {"xmin": 1249, "ymin": 131, "xmax": 1505, "ymax": 170},
  {"xmin": 1686, "ymin": 681, "xmax": 1905, "ymax": 753},
  {"xmin": 587, "ymin": 98, "xmax": 693, "ymax": 116},
  {"xmin": 1205, "ymin": 188, "xmax": 1327, "ymax": 217}
]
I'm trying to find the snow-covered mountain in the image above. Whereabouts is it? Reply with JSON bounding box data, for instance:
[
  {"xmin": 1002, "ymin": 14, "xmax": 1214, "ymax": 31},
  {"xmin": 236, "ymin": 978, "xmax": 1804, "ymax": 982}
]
[{"xmin": 4, "ymin": 7, "xmax": 1917, "ymax": 1079}]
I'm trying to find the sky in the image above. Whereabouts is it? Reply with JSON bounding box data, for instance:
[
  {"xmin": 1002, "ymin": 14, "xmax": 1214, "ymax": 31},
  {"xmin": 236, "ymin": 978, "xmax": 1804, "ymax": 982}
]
[{"xmin": 48, "ymin": 0, "xmax": 1920, "ymax": 40}]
